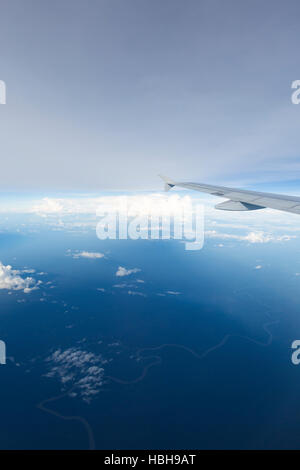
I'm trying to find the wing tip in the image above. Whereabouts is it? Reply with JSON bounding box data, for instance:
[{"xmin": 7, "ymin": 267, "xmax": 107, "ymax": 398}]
[{"xmin": 158, "ymin": 174, "xmax": 176, "ymax": 192}]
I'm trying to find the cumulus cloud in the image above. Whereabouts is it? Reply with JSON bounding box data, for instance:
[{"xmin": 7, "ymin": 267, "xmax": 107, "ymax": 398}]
[
  {"xmin": 72, "ymin": 251, "xmax": 104, "ymax": 259},
  {"xmin": 254, "ymin": 265, "xmax": 262, "ymax": 270},
  {"xmin": 0, "ymin": 262, "xmax": 40, "ymax": 293},
  {"xmin": 45, "ymin": 347, "xmax": 105, "ymax": 403},
  {"xmin": 14, "ymin": 193, "xmax": 192, "ymax": 218},
  {"xmin": 244, "ymin": 232, "xmax": 295, "ymax": 243},
  {"xmin": 31, "ymin": 198, "xmax": 65, "ymax": 214},
  {"xmin": 116, "ymin": 266, "xmax": 141, "ymax": 277},
  {"xmin": 205, "ymin": 230, "xmax": 296, "ymax": 244}
]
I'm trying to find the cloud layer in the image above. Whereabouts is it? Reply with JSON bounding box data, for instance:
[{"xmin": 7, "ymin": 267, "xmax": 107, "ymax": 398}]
[
  {"xmin": 205, "ymin": 230, "xmax": 296, "ymax": 244},
  {"xmin": 0, "ymin": 262, "xmax": 39, "ymax": 293}
]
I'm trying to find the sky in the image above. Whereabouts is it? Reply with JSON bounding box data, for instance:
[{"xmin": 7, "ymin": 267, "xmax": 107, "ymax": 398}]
[{"xmin": 1, "ymin": 0, "xmax": 300, "ymax": 191}]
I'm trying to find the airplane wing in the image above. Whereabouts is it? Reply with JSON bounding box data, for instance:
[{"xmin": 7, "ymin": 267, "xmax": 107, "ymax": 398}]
[{"xmin": 159, "ymin": 175, "xmax": 300, "ymax": 215}]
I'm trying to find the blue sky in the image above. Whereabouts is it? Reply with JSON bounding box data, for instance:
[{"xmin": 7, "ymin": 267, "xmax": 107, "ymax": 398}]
[{"xmin": 1, "ymin": 0, "xmax": 300, "ymax": 190}]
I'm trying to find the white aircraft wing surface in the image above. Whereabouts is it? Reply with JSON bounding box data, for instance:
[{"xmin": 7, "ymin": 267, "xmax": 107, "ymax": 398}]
[{"xmin": 159, "ymin": 175, "xmax": 300, "ymax": 214}]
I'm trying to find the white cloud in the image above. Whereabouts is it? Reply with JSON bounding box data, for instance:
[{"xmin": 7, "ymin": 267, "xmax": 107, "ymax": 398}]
[
  {"xmin": 0, "ymin": 262, "xmax": 40, "ymax": 293},
  {"xmin": 9, "ymin": 193, "xmax": 193, "ymax": 218},
  {"xmin": 254, "ymin": 265, "xmax": 262, "ymax": 270},
  {"xmin": 205, "ymin": 230, "xmax": 296, "ymax": 244},
  {"xmin": 31, "ymin": 198, "xmax": 65, "ymax": 214},
  {"xmin": 127, "ymin": 290, "xmax": 146, "ymax": 297},
  {"xmin": 45, "ymin": 347, "xmax": 105, "ymax": 403},
  {"xmin": 116, "ymin": 266, "xmax": 141, "ymax": 277},
  {"xmin": 245, "ymin": 232, "xmax": 295, "ymax": 243},
  {"xmin": 71, "ymin": 251, "xmax": 104, "ymax": 259},
  {"xmin": 156, "ymin": 291, "xmax": 181, "ymax": 296}
]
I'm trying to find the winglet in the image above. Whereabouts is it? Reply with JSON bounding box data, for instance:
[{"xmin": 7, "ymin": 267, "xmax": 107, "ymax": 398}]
[{"xmin": 158, "ymin": 174, "xmax": 176, "ymax": 192}]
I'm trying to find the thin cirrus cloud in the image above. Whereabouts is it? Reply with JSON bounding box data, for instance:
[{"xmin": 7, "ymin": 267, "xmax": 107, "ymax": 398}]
[
  {"xmin": 116, "ymin": 266, "xmax": 141, "ymax": 277},
  {"xmin": 0, "ymin": 262, "xmax": 40, "ymax": 293}
]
